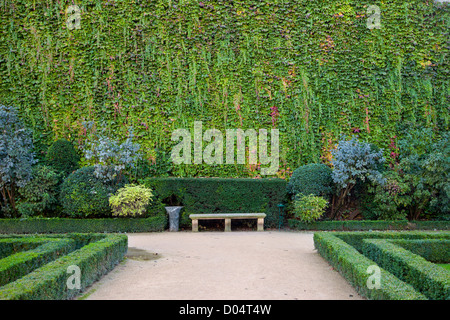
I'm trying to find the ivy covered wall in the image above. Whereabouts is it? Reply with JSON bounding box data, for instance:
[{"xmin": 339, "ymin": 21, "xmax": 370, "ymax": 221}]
[{"xmin": 0, "ymin": 0, "xmax": 448, "ymax": 178}]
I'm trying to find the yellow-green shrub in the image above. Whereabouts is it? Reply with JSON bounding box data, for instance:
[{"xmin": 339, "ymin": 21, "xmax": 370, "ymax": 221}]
[
  {"xmin": 109, "ymin": 184, "xmax": 154, "ymax": 217},
  {"xmin": 293, "ymin": 194, "xmax": 328, "ymax": 223}
]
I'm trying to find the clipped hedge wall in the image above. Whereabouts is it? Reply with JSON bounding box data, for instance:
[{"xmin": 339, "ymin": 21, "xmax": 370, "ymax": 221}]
[
  {"xmin": 313, "ymin": 232, "xmax": 427, "ymax": 300},
  {"xmin": 391, "ymin": 239, "xmax": 450, "ymax": 263},
  {"xmin": 313, "ymin": 231, "xmax": 450, "ymax": 300},
  {"xmin": 288, "ymin": 219, "xmax": 450, "ymax": 231},
  {"xmin": 0, "ymin": 216, "xmax": 167, "ymax": 234},
  {"xmin": 0, "ymin": 233, "xmax": 127, "ymax": 300},
  {"xmin": 362, "ymin": 239, "xmax": 450, "ymax": 300},
  {"xmin": 334, "ymin": 231, "xmax": 450, "ymax": 252},
  {"xmin": 0, "ymin": 238, "xmax": 46, "ymax": 259},
  {"xmin": 0, "ymin": 238, "xmax": 76, "ymax": 287},
  {"xmin": 143, "ymin": 177, "xmax": 287, "ymax": 228}
]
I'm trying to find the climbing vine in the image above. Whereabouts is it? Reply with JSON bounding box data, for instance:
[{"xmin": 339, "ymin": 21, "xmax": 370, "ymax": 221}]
[{"xmin": 0, "ymin": 0, "xmax": 448, "ymax": 178}]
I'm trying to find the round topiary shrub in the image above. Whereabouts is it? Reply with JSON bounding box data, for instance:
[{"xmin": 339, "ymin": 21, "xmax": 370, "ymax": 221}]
[
  {"xmin": 59, "ymin": 166, "xmax": 125, "ymax": 218},
  {"xmin": 287, "ymin": 163, "xmax": 333, "ymax": 199},
  {"xmin": 45, "ymin": 139, "xmax": 80, "ymax": 177}
]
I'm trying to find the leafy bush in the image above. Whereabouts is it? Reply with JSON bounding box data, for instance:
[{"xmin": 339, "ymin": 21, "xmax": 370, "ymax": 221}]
[
  {"xmin": 368, "ymin": 130, "xmax": 449, "ymax": 221},
  {"xmin": 286, "ymin": 163, "xmax": 333, "ymax": 199},
  {"xmin": 330, "ymin": 136, "xmax": 385, "ymax": 219},
  {"xmin": 16, "ymin": 165, "xmax": 60, "ymax": 218},
  {"xmin": 419, "ymin": 132, "xmax": 449, "ymax": 219},
  {"xmin": 82, "ymin": 122, "xmax": 141, "ymax": 185},
  {"xmin": 0, "ymin": 105, "xmax": 37, "ymax": 215},
  {"xmin": 293, "ymin": 194, "xmax": 328, "ymax": 223},
  {"xmin": 109, "ymin": 184, "xmax": 154, "ymax": 217},
  {"xmin": 45, "ymin": 139, "xmax": 80, "ymax": 178},
  {"xmin": 59, "ymin": 166, "xmax": 125, "ymax": 218}
]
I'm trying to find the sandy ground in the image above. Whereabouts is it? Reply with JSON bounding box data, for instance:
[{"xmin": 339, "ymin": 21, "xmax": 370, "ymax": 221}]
[{"xmin": 82, "ymin": 230, "xmax": 363, "ymax": 300}]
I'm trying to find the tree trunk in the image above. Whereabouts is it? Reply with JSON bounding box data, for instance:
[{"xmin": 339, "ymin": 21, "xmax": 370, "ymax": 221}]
[{"xmin": 331, "ymin": 183, "xmax": 355, "ymax": 220}]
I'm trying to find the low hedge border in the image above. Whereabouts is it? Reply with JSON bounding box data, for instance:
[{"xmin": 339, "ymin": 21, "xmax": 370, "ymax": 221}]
[
  {"xmin": 288, "ymin": 219, "xmax": 450, "ymax": 231},
  {"xmin": 0, "ymin": 216, "xmax": 167, "ymax": 234},
  {"xmin": 0, "ymin": 233, "xmax": 128, "ymax": 300},
  {"xmin": 0, "ymin": 238, "xmax": 76, "ymax": 287},
  {"xmin": 313, "ymin": 232, "xmax": 427, "ymax": 300},
  {"xmin": 362, "ymin": 239, "xmax": 450, "ymax": 300},
  {"xmin": 334, "ymin": 231, "xmax": 450, "ymax": 253},
  {"xmin": 391, "ymin": 239, "xmax": 450, "ymax": 263},
  {"xmin": 0, "ymin": 238, "xmax": 50, "ymax": 259}
]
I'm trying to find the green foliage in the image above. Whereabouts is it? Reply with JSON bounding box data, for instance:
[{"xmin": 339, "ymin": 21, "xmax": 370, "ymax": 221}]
[
  {"xmin": 81, "ymin": 123, "xmax": 141, "ymax": 185},
  {"xmin": 0, "ymin": 105, "xmax": 37, "ymax": 215},
  {"xmin": 132, "ymin": 148, "xmax": 173, "ymax": 181},
  {"xmin": 109, "ymin": 184, "xmax": 154, "ymax": 217},
  {"xmin": 0, "ymin": 1, "xmax": 448, "ymax": 178},
  {"xmin": 362, "ymin": 239, "xmax": 450, "ymax": 300},
  {"xmin": 288, "ymin": 220, "xmax": 450, "ymax": 231},
  {"xmin": 0, "ymin": 238, "xmax": 76, "ymax": 287},
  {"xmin": 0, "ymin": 216, "xmax": 167, "ymax": 234},
  {"xmin": 368, "ymin": 170, "xmax": 412, "ymax": 220},
  {"xmin": 368, "ymin": 130, "xmax": 449, "ymax": 220},
  {"xmin": 143, "ymin": 177, "xmax": 287, "ymax": 228},
  {"xmin": 293, "ymin": 194, "xmax": 328, "ymax": 223},
  {"xmin": 286, "ymin": 163, "xmax": 333, "ymax": 199},
  {"xmin": 45, "ymin": 139, "xmax": 80, "ymax": 178},
  {"xmin": 314, "ymin": 231, "xmax": 450, "ymax": 300},
  {"xmin": 392, "ymin": 239, "xmax": 450, "ymax": 264},
  {"xmin": 0, "ymin": 238, "xmax": 47, "ymax": 260},
  {"xmin": 330, "ymin": 136, "xmax": 385, "ymax": 219},
  {"xmin": 0, "ymin": 233, "xmax": 127, "ymax": 300},
  {"xmin": 331, "ymin": 136, "xmax": 386, "ymax": 189},
  {"xmin": 420, "ymin": 132, "xmax": 450, "ymax": 219},
  {"xmin": 313, "ymin": 232, "xmax": 428, "ymax": 300},
  {"xmin": 59, "ymin": 166, "xmax": 125, "ymax": 218},
  {"xmin": 16, "ymin": 165, "xmax": 60, "ymax": 218}
]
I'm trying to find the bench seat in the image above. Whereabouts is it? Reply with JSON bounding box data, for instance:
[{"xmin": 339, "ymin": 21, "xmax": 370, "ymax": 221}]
[{"xmin": 189, "ymin": 213, "xmax": 266, "ymax": 232}]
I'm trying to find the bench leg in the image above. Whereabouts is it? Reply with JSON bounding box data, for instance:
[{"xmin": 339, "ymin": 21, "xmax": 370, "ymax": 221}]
[
  {"xmin": 257, "ymin": 218, "xmax": 264, "ymax": 231},
  {"xmin": 225, "ymin": 218, "xmax": 231, "ymax": 232},
  {"xmin": 192, "ymin": 219, "xmax": 198, "ymax": 232}
]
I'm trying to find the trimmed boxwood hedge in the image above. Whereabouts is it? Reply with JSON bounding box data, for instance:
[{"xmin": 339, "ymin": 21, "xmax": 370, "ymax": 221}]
[
  {"xmin": 313, "ymin": 231, "xmax": 450, "ymax": 300},
  {"xmin": 0, "ymin": 216, "xmax": 167, "ymax": 234},
  {"xmin": 0, "ymin": 238, "xmax": 46, "ymax": 259},
  {"xmin": 362, "ymin": 239, "xmax": 450, "ymax": 300},
  {"xmin": 392, "ymin": 239, "xmax": 450, "ymax": 263},
  {"xmin": 313, "ymin": 232, "xmax": 427, "ymax": 300},
  {"xmin": 143, "ymin": 177, "xmax": 287, "ymax": 228},
  {"xmin": 0, "ymin": 233, "xmax": 127, "ymax": 300},
  {"xmin": 0, "ymin": 238, "xmax": 76, "ymax": 287},
  {"xmin": 289, "ymin": 219, "xmax": 450, "ymax": 231},
  {"xmin": 334, "ymin": 231, "xmax": 450, "ymax": 253}
]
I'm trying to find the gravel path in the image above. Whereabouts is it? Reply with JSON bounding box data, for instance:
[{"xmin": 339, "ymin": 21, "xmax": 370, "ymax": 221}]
[{"xmin": 83, "ymin": 231, "xmax": 363, "ymax": 300}]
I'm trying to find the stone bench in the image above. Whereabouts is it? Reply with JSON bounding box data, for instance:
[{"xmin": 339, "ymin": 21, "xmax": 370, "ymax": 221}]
[{"xmin": 189, "ymin": 213, "xmax": 266, "ymax": 232}]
